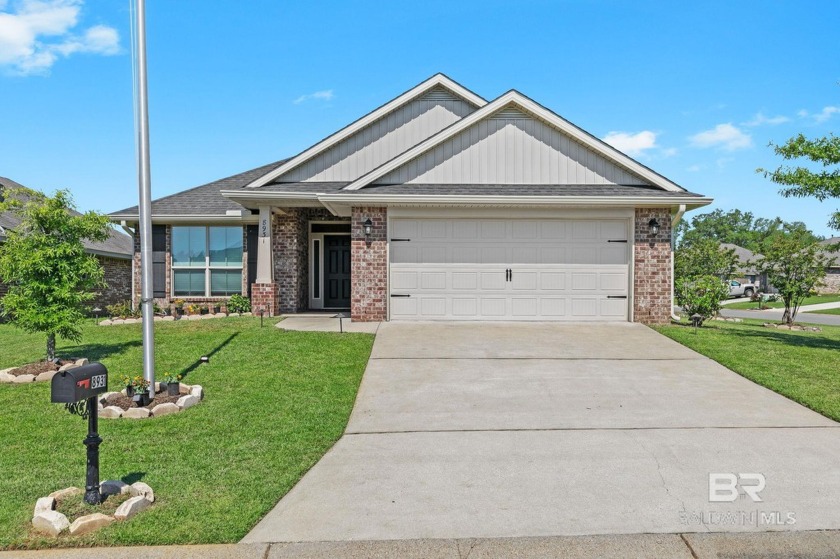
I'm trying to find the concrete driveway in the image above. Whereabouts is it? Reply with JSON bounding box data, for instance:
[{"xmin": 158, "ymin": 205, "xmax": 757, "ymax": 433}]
[{"xmin": 243, "ymin": 322, "xmax": 840, "ymax": 543}]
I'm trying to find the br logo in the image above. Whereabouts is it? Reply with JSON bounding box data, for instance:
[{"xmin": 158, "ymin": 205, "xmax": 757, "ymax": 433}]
[{"xmin": 709, "ymin": 473, "xmax": 766, "ymax": 502}]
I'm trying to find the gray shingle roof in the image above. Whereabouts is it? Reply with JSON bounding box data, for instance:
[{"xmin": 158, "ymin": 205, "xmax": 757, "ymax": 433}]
[
  {"xmin": 0, "ymin": 176, "xmax": 133, "ymax": 259},
  {"xmin": 820, "ymin": 237, "xmax": 840, "ymax": 263},
  {"xmin": 721, "ymin": 243, "xmax": 763, "ymax": 275},
  {"xmin": 110, "ymin": 159, "xmax": 290, "ymax": 216}
]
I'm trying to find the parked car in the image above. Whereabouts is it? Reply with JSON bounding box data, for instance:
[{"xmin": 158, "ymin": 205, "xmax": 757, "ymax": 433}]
[{"xmin": 727, "ymin": 280, "xmax": 758, "ymax": 299}]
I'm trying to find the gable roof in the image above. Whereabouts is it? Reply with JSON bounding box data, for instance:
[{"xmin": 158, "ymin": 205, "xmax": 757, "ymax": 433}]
[
  {"xmin": 0, "ymin": 176, "xmax": 133, "ymax": 259},
  {"xmin": 343, "ymin": 90, "xmax": 686, "ymax": 192},
  {"xmin": 721, "ymin": 243, "xmax": 763, "ymax": 275},
  {"xmin": 245, "ymin": 74, "xmax": 486, "ymax": 187},
  {"xmin": 820, "ymin": 237, "xmax": 840, "ymax": 263}
]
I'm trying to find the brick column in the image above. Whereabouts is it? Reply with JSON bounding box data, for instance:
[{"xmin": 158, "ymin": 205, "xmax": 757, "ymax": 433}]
[
  {"xmin": 251, "ymin": 283, "xmax": 279, "ymax": 316},
  {"xmin": 351, "ymin": 207, "xmax": 387, "ymax": 321},
  {"xmin": 633, "ymin": 208, "xmax": 672, "ymax": 324}
]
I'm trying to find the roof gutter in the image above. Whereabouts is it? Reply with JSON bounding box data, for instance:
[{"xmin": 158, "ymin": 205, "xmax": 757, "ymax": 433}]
[{"xmin": 316, "ymin": 193, "xmax": 713, "ymax": 208}]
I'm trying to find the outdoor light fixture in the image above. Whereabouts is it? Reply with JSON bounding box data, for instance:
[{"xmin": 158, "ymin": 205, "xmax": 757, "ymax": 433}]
[
  {"xmin": 648, "ymin": 218, "xmax": 660, "ymax": 236},
  {"xmin": 363, "ymin": 218, "xmax": 373, "ymax": 237}
]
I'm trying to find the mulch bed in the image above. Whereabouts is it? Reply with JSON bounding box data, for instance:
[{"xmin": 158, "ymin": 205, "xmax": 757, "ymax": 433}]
[
  {"xmin": 104, "ymin": 389, "xmax": 182, "ymax": 411},
  {"xmin": 8, "ymin": 359, "xmax": 74, "ymax": 377}
]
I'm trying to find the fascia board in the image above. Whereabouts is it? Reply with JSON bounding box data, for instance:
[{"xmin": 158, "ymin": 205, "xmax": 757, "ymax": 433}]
[
  {"xmin": 344, "ymin": 91, "xmax": 688, "ymax": 193},
  {"xmin": 243, "ymin": 74, "xmax": 487, "ymax": 189},
  {"xmin": 318, "ymin": 193, "xmax": 713, "ymax": 208}
]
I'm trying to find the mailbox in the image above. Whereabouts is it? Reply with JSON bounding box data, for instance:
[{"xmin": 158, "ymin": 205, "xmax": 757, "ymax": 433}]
[{"xmin": 51, "ymin": 363, "xmax": 109, "ymax": 403}]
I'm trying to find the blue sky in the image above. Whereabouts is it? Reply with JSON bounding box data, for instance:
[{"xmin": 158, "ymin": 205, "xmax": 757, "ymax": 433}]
[{"xmin": 1, "ymin": 0, "xmax": 838, "ymax": 234}]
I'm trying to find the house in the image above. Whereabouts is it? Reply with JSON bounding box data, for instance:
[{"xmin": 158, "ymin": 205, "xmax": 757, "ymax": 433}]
[
  {"xmin": 109, "ymin": 74, "xmax": 711, "ymax": 324},
  {"xmin": 819, "ymin": 237, "xmax": 840, "ymax": 294},
  {"xmin": 0, "ymin": 176, "xmax": 133, "ymax": 310},
  {"xmin": 721, "ymin": 243, "xmax": 772, "ymax": 292}
]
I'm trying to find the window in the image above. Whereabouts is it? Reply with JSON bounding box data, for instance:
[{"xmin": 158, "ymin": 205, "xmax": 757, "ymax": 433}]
[{"xmin": 172, "ymin": 226, "xmax": 243, "ymax": 297}]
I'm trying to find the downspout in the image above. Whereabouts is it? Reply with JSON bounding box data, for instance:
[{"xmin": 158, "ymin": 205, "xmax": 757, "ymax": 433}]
[{"xmin": 670, "ymin": 205, "xmax": 686, "ymax": 321}]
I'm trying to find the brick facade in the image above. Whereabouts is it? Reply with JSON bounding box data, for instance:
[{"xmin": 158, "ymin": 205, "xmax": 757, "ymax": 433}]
[
  {"xmin": 820, "ymin": 268, "xmax": 840, "ymax": 294},
  {"xmin": 251, "ymin": 283, "xmax": 279, "ymax": 316},
  {"xmin": 272, "ymin": 208, "xmax": 348, "ymax": 313},
  {"xmin": 95, "ymin": 256, "xmax": 132, "ymax": 309},
  {"xmin": 351, "ymin": 206, "xmax": 388, "ymax": 321},
  {"xmin": 633, "ymin": 208, "xmax": 672, "ymax": 324}
]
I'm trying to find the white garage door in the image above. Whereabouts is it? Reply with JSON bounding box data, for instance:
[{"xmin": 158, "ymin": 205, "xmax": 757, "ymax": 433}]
[{"xmin": 389, "ymin": 218, "xmax": 630, "ymax": 321}]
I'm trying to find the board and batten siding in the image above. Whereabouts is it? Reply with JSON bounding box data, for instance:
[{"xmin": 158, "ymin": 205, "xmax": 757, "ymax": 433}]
[
  {"xmin": 279, "ymin": 87, "xmax": 477, "ymax": 182},
  {"xmin": 375, "ymin": 106, "xmax": 648, "ymax": 186}
]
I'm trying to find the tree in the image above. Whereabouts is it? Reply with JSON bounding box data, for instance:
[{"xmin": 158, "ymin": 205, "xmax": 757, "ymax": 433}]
[
  {"xmin": 675, "ymin": 238, "xmax": 738, "ymax": 282},
  {"xmin": 676, "ymin": 208, "xmax": 819, "ymax": 253},
  {"xmin": 675, "ymin": 275, "xmax": 730, "ymax": 325},
  {"xmin": 0, "ymin": 188, "xmax": 110, "ymax": 360},
  {"xmin": 754, "ymin": 229, "xmax": 834, "ymax": 325},
  {"xmin": 759, "ymin": 133, "xmax": 840, "ymax": 230}
]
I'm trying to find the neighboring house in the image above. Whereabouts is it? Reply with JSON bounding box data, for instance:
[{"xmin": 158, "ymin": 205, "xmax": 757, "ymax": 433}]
[
  {"xmin": 720, "ymin": 243, "xmax": 773, "ymax": 292},
  {"xmin": 819, "ymin": 237, "xmax": 840, "ymax": 294},
  {"xmin": 109, "ymin": 74, "xmax": 711, "ymax": 324},
  {"xmin": 0, "ymin": 177, "xmax": 133, "ymax": 310}
]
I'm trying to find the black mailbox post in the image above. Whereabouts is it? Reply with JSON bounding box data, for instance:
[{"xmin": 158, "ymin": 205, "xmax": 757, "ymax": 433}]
[{"xmin": 51, "ymin": 363, "xmax": 109, "ymax": 505}]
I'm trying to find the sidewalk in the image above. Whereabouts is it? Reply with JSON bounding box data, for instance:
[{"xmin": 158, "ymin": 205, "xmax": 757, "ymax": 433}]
[{"xmin": 5, "ymin": 532, "xmax": 840, "ymax": 558}]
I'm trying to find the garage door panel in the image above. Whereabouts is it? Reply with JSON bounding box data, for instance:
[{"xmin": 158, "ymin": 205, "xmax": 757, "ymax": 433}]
[{"xmin": 389, "ymin": 218, "xmax": 629, "ymax": 321}]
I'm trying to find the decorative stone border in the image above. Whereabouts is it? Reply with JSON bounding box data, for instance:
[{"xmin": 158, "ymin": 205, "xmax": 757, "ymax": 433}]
[
  {"xmin": 763, "ymin": 322, "xmax": 822, "ymax": 332},
  {"xmin": 0, "ymin": 358, "xmax": 89, "ymax": 384},
  {"xmin": 98, "ymin": 383, "xmax": 204, "ymax": 419},
  {"xmin": 99, "ymin": 312, "xmax": 252, "ymax": 326},
  {"xmin": 32, "ymin": 481, "xmax": 155, "ymax": 537}
]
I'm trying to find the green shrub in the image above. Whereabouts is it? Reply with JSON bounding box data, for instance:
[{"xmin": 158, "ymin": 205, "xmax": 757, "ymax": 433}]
[
  {"xmin": 106, "ymin": 301, "xmax": 132, "ymax": 319},
  {"xmin": 675, "ymin": 275, "xmax": 729, "ymax": 326},
  {"xmin": 227, "ymin": 294, "xmax": 251, "ymax": 313}
]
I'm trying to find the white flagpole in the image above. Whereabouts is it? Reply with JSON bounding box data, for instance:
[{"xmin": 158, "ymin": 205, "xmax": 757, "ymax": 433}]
[{"xmin": 133, "ymin": 0, "xmax": 155, "ymax": 396}]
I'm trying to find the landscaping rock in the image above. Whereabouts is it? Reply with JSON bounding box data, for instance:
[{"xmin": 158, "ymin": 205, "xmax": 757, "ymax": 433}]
[
  {"xmin": 100, "ymin": 406, "xmax": 123, "ymax": 419},
  {"xmin": 228, "ymin": 312, "xmax": 240, "ymax": 317},
  {"xmin": 58, "ymin": 363, "xmax": 79, "ymax": 372},
  {"xmin": 33, "ymin": 496, "xmax": 55, "ymax": 517},
  {"xmin": 130, "ymin": 482, "xmax": 155, "ymax": 503},
  {"xmin": 151, "ymin": 402, "xmax": 179, "ymax": 417},
  {"xmin": 160, "ymin": 316, "xmax": 175, "ymax": 321},
  {"xmin": 101, "ymin": 480, "xmax": 130, "ymax": 496},
  {"xmin": 179, "ymin": 383, "xmax": 191, "ymax": 395},
  {"xmin": 99, "ymin": 392, "xmax": 119, "ymax": 405},
  {"xmin": 0, "ymin": 367, "xmax": 14, "ymax": 375},
  {"xmin": 75, "ymin": 358, "xmax": 89, "ymax": 367},
  {"xmin": 190, "ymin": 385, "xmax": 204, "ymax": 400},
  {"xmin": 242, "ymin": 312, "xmax": 252, "ymax": 316},
  {"xmin": 98, "ymin": 320, "xmax": 112, "ymax": 326},
  {"xmin": 111, "ymin": 319, "xmax": 125, "ymax": 325},
  {"xmin": 123, "ymin": 408, "xmax": 150, "ymax": 419},
  {"xmin": 114, "ymin": 495, "xmax": 151, "ymax": 520},
  {"xmin": 124, "ymin": 318, "xmax": 140, "ymax": 324},
  {"xmin": 177, "ymin": 395, "xmax": 200, "ymax": 410},
  {"xmin": 49, "ymin": 487, "xmax": 82, "ymax": 500},
  {"xmin": 0, "ymin": 371, "xmax": 14, "ymax": 382},
  {"xmin": 69, "ymin": 513, "xmax": 114, "ymax": 536},
  {"xmin": 36, "ymin": 370, "xmax": 57, "ymax": 382},
  {"xmin": 13, "ymin": 374, "xmax": 35, "ymax": 383},
  {"xmin": 187, "ymin": 315, "xmax": 201, "ymax": 321},
  {"xmin": 154, "ymin": 382, "xmax": 161, "ymax": 392},
  {"xmin": 32, "ymin": 510, "xmax": 69, "ymax": 536}
]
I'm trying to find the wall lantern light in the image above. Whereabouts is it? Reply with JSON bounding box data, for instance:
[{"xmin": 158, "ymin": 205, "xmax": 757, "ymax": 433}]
[
  {"xmin": 363, "ymin": 218, "xmax": 373, "ymax": 237},
  {"xmin": 648, "ymin": 218, "xmax": 660, "ymax": 236}
]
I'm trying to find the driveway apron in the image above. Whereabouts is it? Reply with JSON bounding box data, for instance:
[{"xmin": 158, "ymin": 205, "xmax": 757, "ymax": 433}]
[{"xmin": 243, "ymin": 322, "xmax": 840, "ymax": 543}]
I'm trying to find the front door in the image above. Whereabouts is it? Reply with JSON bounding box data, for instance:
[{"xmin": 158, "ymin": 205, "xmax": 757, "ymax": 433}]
[{"xmin": 325, "ymin": 235, "xmax": 351, "ymax": 308}]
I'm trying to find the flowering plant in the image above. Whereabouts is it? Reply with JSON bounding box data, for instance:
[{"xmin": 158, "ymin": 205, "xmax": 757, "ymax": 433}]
[{"xmin": 162, "ymin": 372, "xmax": 182, "ymax": 384}]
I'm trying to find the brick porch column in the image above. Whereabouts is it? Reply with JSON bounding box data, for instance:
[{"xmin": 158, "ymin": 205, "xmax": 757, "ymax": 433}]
[
  {"xmin": 251, "ymin": 206, "xmax": 278, "ymax": 316},
  {"xmin": 633, "ymin": 208, "xmax": 672, "ymax": 324},
  {"xmin": 351, "ymin": 207, "xmax": 387, "ymax": 321}
]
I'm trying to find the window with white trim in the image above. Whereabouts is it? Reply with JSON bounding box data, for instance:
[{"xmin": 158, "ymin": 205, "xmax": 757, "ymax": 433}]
[{"xmin": 172, "ymin": 226, "xmax": 243, "ymax": 297}]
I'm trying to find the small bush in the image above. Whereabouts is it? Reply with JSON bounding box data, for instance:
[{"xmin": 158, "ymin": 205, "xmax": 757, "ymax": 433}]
[
  {"xmin": 227, "ymin": 294, "xmax": 251, "ymax": 313},
  {"xmin": 106, "ymin": 301, "xmax": 132, "ymax": 319},
  {"xmin": 675, "ymin": 275, "xmax": 729, "ymax": 326}
]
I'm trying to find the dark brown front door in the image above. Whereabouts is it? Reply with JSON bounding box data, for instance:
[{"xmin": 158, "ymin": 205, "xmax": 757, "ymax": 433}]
[{"xmin": 325, "ymin": 235, "xmax": 351, "ymax": 308}]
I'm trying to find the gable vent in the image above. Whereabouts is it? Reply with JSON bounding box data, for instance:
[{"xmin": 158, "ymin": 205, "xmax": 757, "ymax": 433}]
[
  {"xmin": 422, "ymin": 86, "xmax": 458, "ymax": 101},
  {"xmin": 490, "ymin": 106, "xmax": 529, "ymax": 120}
]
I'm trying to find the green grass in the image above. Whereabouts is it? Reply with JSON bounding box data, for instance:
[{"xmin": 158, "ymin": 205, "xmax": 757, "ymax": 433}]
[
  {"xmin": 653, "ymin": 319, "xmax": 840, "ymax": 422},
  {"xmin": 807, "ymin": 307, "xmax": 840, "ymax": 315},
  {"xmin": 724, "ymin": 294, "xmax": 840, "ymax": 310},
  {"xmin": 0, "ymin": 318, "xmax": 374, "ymax": 550}
]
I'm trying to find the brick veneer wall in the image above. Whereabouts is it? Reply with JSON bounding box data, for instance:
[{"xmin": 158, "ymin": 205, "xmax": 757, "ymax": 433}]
[
  {"xmin": 272, "ymin": 208, "xmax": 348, "ymax": 313},
  {"xmin": 820, "ymin": 268, "xmax": 840, "ymax": 294},
  {"xmin": 351, "ymin": 207, "xmax": 387, "ymax": 321},
  {"xmin": 633, "ymin": 208, "xmax": 672, "ymax": 324},
  {"xmin": 251, "ymin": 283, "xmax": 278, "ymax": 316},
  {"xmin": 95, "ymin": 256, "xmax": 132, "ymax": 309}
]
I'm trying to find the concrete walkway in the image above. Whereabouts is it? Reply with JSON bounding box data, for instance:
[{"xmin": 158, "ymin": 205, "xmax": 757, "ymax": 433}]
[
  {"xmin": 244, "ymin": 321, "xmax": 840, "ymax": 543},
  {"xmin": 11, "ymin": 532, "xmax": 840, "ymax": 558},
  {"xmin": 276, "ymin": 314, "xmax": 381, "ymax": 333}
]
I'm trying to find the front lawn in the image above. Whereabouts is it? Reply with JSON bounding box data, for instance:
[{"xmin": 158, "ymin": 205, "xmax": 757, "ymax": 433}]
[
  {"xmin": 807, "ymin": 307, "xmax": 840, "ymax": 315},
  {"xmin": 724, "ymin": 294, "xmax": 840, "ymax": 310},
  {"xmin": 0, "ymin": 318, "xmax": 374, "ymax": 550},
  {"xmin": 654, "ymin": 319, "xmax": 840, "ymax": 422}
]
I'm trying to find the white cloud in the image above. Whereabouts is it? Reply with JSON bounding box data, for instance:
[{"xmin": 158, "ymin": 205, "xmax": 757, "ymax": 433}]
[
  {"xmin": 797, "ymin": 106, "xmax": 840, "ymax": 123},
  {"xmin": 686, "ymin": 164, "xmax": 702, "ymax": 172},
  {"xmin": 689, "ymin": 123, "xmax": 753, "ymax": 151},
  {"xmin": 661, "ymin": 147, "xmax": 678, "ymax": 157},
  {"xmin": 0, "ymin": 0, "xmax": 119, "ymax": 75},
  {"xmin": 602, "ymin": 130, "xmax": 658, "ymax": 157},
  {"xmin": 743, "ymin": 112, "xmax": 790, "ymax": 127},
  {"xmin": 293, "ymin": 89, "xmax": 335, "ymax": 105}
]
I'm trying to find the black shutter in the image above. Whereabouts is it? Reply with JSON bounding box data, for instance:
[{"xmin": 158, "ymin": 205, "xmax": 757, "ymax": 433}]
[{"xmin": 152, "ymin": 225, "xmax": 167, "ymax": 298}]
